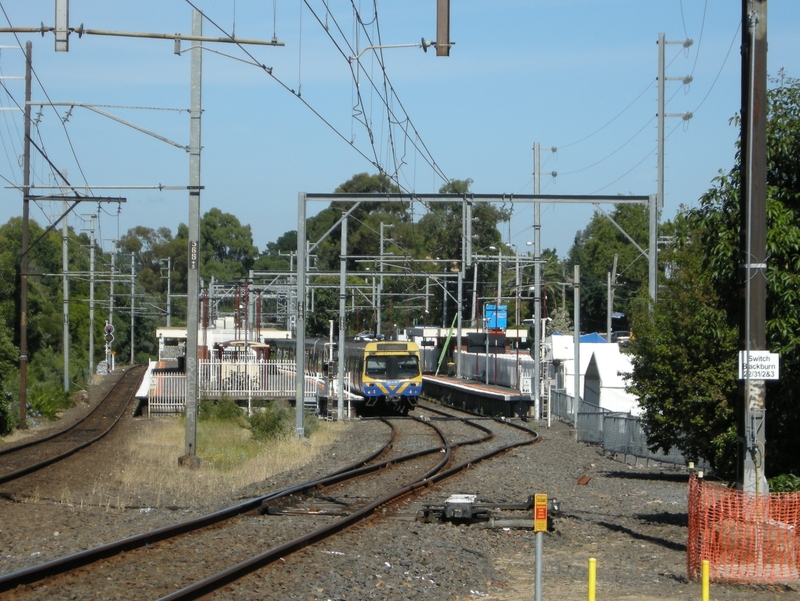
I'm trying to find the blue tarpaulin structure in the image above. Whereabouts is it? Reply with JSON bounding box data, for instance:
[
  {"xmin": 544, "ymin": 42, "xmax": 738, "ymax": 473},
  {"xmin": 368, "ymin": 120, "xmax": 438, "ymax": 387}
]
[{"xmin": 550, "ymin": 332, "xmax": 607, "ymax": 343}]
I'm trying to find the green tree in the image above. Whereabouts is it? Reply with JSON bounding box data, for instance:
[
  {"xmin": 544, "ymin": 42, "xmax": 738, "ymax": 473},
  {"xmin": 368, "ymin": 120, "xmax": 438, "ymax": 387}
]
[
  {"xmin": 627, "ymin": 213, "xmax": 738, "ymax": 475},
  {"xmin": 628, "ymin": 73, "xmax": 800, "ymax": 478},
  {"xmin": 568, "ymin": 203, "xmax": 650, "ymax": 333},
  {"xmin": 199, "ymin": 208, "xmax": 258, "ymax": 282},
  {"xmin": 416, "ymin": 179, "xmax": 510, "ymax": 326}
]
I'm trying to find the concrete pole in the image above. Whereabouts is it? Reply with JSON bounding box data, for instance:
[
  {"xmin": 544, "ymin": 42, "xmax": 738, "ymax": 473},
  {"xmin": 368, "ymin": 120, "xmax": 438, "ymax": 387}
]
[
  {"xmin": 130, "ymin": 253, "xmax": 135, "ymax": 365},
  {"xmin": 378, "ymin": 222, "xmax": 393, "ymax": 336},
  {"xmin": 442, "ymin": 278, "xmax": 448, "ymax": 329},
  {"xmin": 456, "ymin": 268, "xmax": 463, "ymax": 378},
  {"xmin": 109, "ymin": 239, "xmax": 115, "ymax": 371},
  {"xmin": 338, "ymin": 216, "xmax": 348, "ymax": 421},
  {"xmin": 471, "ymin": 262, "xmax": 478, "ymax": 327},
  {"xmin": 652, "ymin": 33, "xmax": 665, "ymax": 306},
  {"xmin": 533, "ymin": 142, "xmax": 542, "ymax": 420},
  {"xmin": 295, "ymin": 193, "xmax": 307, "ymax": 436},
  {"xmin": 739, "ymin": 0, "xmax": 768, "ymax": 495},
  {"xmin": 18, "ymin": 41, "xmax": 32, "ymax": 427},
  {"xmin": 573, "ymin": 265, "xmax": 581, "ymax": 441},
  {"xmin": 62, "ymin": 200, "xmax": 69, "ymax": 391},
  {"xmin": 89, "ymin": 214, "xmax": 96, "ymax": 377},
  {"xmin": 184, "ymin": 10, "xmax": 203, "ymax": 458},
  {"xmin": 606, "ymin": 254, "xmax": 618, "ymax": 342},
  {"xmin": 166, "ymin": 256, "xmax": 172, "ymax": 327}
]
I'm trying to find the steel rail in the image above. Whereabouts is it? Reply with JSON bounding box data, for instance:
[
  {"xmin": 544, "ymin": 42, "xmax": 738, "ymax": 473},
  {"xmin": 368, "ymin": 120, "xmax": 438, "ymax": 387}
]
[
  {"xmin": 0, "ymin": 415, "xmax": 449, "ymax": 592},
  {"xmin": 0, "ymin": 366, "xmax": 143, "ymax": 457},
  {"xmin": 158, "ymin": 413, "xmax": 538, "ymax": 600},
  {"xmin": 0, "ymin": 366, "xmax": 145, "ymax": 485}
]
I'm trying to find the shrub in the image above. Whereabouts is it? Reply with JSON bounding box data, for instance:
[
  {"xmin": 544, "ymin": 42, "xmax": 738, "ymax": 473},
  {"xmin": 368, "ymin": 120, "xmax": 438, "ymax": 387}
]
[
  {"xmin": 0, "ymin": 390, "xmax": 15, "ymax": 436},
  {"xmin": 249, "ymin": 402, "xmax": 290, "ymax": 441},
  {"xmin": 27, "ymin": 381, "xmax": 73, "ymax": 419},
  {"xmin": 198, "ymin": 397, "xmax": 247, "ymax": 426},
  {"xmin": 303, "ymin": 411, "xmax": 320, "ymax": 438},
  {"xmin": 768, "ymin": 473, "xmax": 800, "ymax": 492}
]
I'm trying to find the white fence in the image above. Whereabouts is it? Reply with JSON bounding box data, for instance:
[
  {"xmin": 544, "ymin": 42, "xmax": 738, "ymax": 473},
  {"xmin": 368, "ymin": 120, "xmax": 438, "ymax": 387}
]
[
  {"xmin": 147, "ymin": 360, "xmax": 319, "ymax": 415},
  {"xmin": 456, "ymin": 349, "xmax": 535, "ymax": 391},
  {"xmin": 147, "ymin": 372, "xmax": 187, "ymax": 415},
  {"xmin": 198, "ymin": 360, "xmax": 300, "ymax": 398}
]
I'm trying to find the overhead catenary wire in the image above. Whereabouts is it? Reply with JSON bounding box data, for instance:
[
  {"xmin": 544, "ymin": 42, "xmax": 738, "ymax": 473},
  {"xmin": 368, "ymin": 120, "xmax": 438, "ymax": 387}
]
[{"xmin": 182, "ymin": 0, "xmax": 452, "ymax": 199}]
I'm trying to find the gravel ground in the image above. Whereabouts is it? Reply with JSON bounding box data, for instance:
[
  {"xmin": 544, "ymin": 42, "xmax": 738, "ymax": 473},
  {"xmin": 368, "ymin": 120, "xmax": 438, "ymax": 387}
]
[{"xmin": 1, "ymin": 375, "xmax": 798, "ymax": 600}]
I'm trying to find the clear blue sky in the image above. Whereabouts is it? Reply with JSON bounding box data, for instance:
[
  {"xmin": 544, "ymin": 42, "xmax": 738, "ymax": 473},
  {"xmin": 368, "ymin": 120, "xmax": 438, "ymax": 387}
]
[{"xmin": 1, "ymin": 1, "xmax": 798, "ymax": 259}]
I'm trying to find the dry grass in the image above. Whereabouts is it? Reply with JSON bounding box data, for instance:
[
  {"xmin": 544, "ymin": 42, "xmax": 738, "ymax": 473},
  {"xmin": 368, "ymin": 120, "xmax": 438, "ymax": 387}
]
[{"xmin": 87, "ymin": 417, "xmax": 348, "ymax": 510}]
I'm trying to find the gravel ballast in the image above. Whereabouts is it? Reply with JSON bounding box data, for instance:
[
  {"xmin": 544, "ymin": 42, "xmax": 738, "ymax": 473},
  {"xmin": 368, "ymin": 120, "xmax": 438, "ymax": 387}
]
[{"xmin": 1, "ymin": 382, "xmax": 797, "ymax": 600}]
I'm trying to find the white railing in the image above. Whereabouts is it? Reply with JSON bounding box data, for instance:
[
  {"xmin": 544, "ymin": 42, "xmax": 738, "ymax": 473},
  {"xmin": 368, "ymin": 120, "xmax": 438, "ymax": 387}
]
[
  {"xmin": 147, "ymin": 360, "xmax": 319, "ymax": 415},
  {"xmin": 148, "ymin": 372, "xmax": 187, "ymax": 415},
  {"xmin": 198, "ymin": 360, "xmax": 302, "ymax": 398}
]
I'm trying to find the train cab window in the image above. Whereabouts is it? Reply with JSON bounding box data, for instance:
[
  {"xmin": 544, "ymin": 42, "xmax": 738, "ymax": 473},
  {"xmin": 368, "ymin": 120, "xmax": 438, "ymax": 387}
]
[
  {"xmin": 366, "ymin": 357, "xmax": 388, "ymax": 377},
  {"xmin": 396, "ymin": 357, "xmax": 420, "ymax": 378}
]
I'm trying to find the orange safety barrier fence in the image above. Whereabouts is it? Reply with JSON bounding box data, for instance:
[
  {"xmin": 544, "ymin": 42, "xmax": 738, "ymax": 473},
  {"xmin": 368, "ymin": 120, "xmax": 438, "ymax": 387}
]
[{"xmin": 687, "ymin": 475, "xmax": 800, "ymax": 584}]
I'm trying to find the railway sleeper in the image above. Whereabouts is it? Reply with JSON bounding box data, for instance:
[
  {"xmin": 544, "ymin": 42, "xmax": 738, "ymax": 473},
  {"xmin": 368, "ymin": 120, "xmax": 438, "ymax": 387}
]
[{"xmin": 261, "ymin": 493, "xmax": 350, "ymax": 516}]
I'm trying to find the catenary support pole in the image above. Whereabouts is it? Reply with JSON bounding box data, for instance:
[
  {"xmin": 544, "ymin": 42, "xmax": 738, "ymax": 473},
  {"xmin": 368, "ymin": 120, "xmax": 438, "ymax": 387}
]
[
  {"xmin": 130, "ymin": 253, "xmax": 135, "ymax": 365},
  {"xmin": 109, "ymin": 239, "xmax": 115, "ymax": 369},
  {"xmin": 533, "ymin": 142, "xmax": 542, "ymax": 420},
  {"xmin": 295, "ymin": 193, "xmax": 307, "ymax": 436},
  {"xmin": 18, "ymin": 41, "xmax": 32, "ymax": 427},
  {"xmin": 62, "ymin": 200, "xmax": 69, "ymax": 391},
  {"xmin": 338, "ymin": 216, "xmax": 347, "ymax": 421},
  {"xmin": 183, "ymin": 9, "xmax": 202, "ymax": 460},
  {"xmin": 573, "ymin": 265, "xmax": 580, "ymax": 441},
  {"xmin": 88, "ymin": 214, "xmax": 96, "ymax": 376}
]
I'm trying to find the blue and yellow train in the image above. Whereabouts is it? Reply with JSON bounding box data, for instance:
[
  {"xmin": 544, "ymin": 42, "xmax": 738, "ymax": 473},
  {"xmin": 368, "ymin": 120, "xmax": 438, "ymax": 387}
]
[{"xmin": 275, "ymin": 338, "xmax": 422, "ymax": 414}]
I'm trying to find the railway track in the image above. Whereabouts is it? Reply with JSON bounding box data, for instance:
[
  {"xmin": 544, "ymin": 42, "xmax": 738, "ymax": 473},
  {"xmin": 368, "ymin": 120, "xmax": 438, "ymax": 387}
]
[
  {"xmin": 0, "ymin": 404, "xmax": 539, "ymax": 600},
  {"xmin": 0, "ymin": 366, "xmax": 145, "ymax": 485}
]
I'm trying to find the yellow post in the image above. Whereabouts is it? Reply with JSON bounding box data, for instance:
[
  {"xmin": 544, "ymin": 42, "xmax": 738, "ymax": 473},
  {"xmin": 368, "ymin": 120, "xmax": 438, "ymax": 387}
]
[
  {"xmin": 701, "ymin": 560, "xmax": 709, "ymax": 601},
  {"xmin": 588, "ymin": 557, "xmax": 596, "ymax": 601}
]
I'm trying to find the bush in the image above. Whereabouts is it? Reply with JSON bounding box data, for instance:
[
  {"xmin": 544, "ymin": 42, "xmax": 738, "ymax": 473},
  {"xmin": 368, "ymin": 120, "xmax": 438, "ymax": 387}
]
[
  {"xmin": 0, "ymin": 390, "xmax": 15, "ymax": 436},
  {"xmin": 27, "ymin": 381, "xmax": 73, "ymax": 419},
  {"xmin": 249, "ymin": 402, "xmax": 290, "ymax": 441},
  {"xmin": 303, "ymin": 411, "xmax": 320, "ymax": 438},
  {"xmin": 768, "ymin": 473, "xmax": 800, "ymax": 492},
  {"xmin": 198, "ymin": 397, "xmax": 247, "ymax": 426}
]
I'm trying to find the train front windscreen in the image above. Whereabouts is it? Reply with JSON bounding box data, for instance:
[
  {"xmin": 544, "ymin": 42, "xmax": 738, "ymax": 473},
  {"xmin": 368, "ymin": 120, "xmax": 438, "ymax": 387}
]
[{"xmin": 365, "ymin": 356, "xmax": 420, "ymax": 380}]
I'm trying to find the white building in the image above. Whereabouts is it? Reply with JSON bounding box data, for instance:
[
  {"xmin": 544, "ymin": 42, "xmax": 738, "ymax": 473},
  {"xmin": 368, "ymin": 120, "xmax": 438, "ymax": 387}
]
[{"xmin": 546, "ymin": 333, "xmax": 641, "ymax": 415}]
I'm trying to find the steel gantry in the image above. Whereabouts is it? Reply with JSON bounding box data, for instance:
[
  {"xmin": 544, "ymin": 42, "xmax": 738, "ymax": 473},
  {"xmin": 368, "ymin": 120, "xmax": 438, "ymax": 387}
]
[{"xmin": 293, "ymin": 191, "xmax": 655, "ymax": 436}]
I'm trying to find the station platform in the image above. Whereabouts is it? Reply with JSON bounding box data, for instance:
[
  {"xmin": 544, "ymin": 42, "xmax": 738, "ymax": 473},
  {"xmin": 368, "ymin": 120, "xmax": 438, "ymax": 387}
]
[{"xmin": 422, "ymin": 374, "xmax": 533, "ymax": 418}]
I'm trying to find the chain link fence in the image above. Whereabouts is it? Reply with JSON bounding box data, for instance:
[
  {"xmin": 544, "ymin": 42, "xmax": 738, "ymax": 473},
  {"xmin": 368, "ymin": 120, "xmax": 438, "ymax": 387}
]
[{"xmin": 551, "ymin": 389, "xmax": 695, "ymax": 466}]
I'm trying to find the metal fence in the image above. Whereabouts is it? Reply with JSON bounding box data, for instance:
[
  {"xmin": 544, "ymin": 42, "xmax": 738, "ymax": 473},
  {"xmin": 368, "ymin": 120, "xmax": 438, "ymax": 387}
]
[
  {"xmin": 550, "ymin": 389, "xmax": 693, "ymax": 466},
  {"xmin": 198, "ymin": 360, "xmax": 300, "ymax": 398},
  {"xmin": 147, "ymin": 360, "xmax": 319, "ymax": 415},
  {"xmin": 147, "ymin": 372, "xmax": 186, "ymax": 415},
  {"xmin": 455, "ymin": 350, "xmax": 534, "ymax": 390}
]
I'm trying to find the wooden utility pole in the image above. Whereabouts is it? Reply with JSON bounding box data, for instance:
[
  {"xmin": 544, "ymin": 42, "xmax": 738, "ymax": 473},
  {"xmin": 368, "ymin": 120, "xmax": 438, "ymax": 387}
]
[{"xmin": 739, "ymin": 0, "xmax": 768, "ymax": 494}]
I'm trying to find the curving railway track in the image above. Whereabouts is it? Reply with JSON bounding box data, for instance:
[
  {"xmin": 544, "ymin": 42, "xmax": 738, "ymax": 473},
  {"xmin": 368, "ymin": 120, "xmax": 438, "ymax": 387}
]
[
  {"xmin": 0, "ymin": 403, "xmax": 539, "ymax": 600},
  {"xmin": 0, "ymin": 366, "xmax": 145, "ymax": 486}
]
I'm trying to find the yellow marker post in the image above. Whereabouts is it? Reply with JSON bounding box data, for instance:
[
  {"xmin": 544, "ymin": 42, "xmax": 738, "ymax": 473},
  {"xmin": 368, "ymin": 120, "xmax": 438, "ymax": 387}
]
[
  {"xmin": 702, "ymin": 560, "xmax": 709, "ymax": 601},
  {"xmin": 588, "ymin": 557, "xmax": 596, "ymax": 601},
  {"xmin": 533, "ymin": 494, "xmax": 547, "ymax": 601}
]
